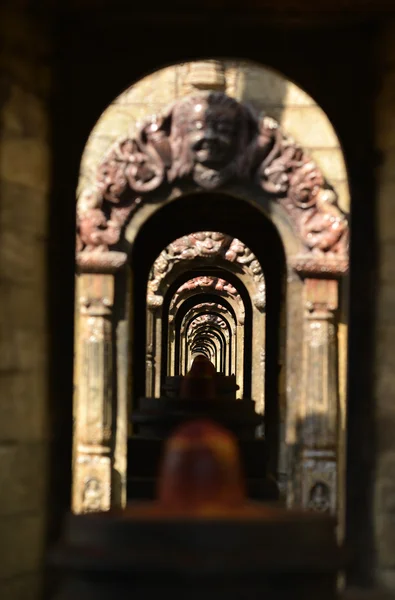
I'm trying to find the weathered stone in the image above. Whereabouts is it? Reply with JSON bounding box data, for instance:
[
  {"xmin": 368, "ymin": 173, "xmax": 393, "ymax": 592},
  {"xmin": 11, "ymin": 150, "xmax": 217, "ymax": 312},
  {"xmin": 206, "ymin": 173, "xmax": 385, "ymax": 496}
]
[
  {"xmin": 235, "ymin": 63, "xmax": 315, "ymax": 107},
  {"xmin": 116, "ymin": 66, "xmax": 177, "ymax": 105},
  {"xmin": 0, "ymin": 371, "xmax": 47, "ymax": 442},
  {"xmin": 0, "ymin": 573, "xmax": 42, "ymax": 600},
  {"xmin": 376, "ymin": 569, "xmax": 395, "ymax": 592},
  {"xmin": 0, "ymin": 181, "xmax": 47, "ymax": 236},
  {"xmin": 0, "ymin": 444, "xmax": 47, "ymax": 515},
  {"xmin": 224, "ymin": 62, "xmax": 241, "ymax": 98},
  {"xmin": 309, "ymin": 148, "xmax": 348, "ymax": 182},
  {"xmin": 375, "ymin": 415, "xmax": 395, "ymax": 453},
  {"xmin": 378, "ymin": 242, "xmax": 395, "ymax": 283},
  {"xmin": 329, "ymin": 179, "xmax": 350, "ymax": 214},
  {"xmin": 0, "ymin": 513, "xmax": 45, "ymax": 579},
  {"xmin": 374, "ymin": 365, "xmax": 395, "ymax": 412},
  {"xmin": 377, "ymin": 182, "xmax": 395, "ymax": 243},
  {"xmin": 0, "ymin": 139, "xmax": 49, "ymax": 193},
  {"xmin": 91, "ymin": 102, "xmax": 166, "ymax": 139},
  {"xmin": 0, "ymin": 54, "xmax": 50, "ymax": 97},
  {"xmin": 376, "ymin": 474, "xmax": 395, "ymax": 515},
  {"xmin": 280, "ymin": 106, "xmax": 340, "ymax": 149},
  {"xmin": 1, "ymin": 83, "xmax": 48, "ymax": 138},
  {"xmin": 375, "ymin": 512, "xmax": 395, "ymax": 568},
  {"xmin": 0, "ymin": 280, "xmax": 46, "ymax": 331},
  {"xmin": 0, "ymin": 231, "xmax": 46, "ymax": 285},
  {"xmin": 377, "ymin": 103, "xmax": 395, "ymax": 151},
  {"xmin": 0, "ymin": 324, "xmax": 47, "ymax": 372},
  {"xmin": 376, "ymin": 283, "xmax": 395, "ymax": 327},
  {"xmin": 0, "ymin": 9, "xmax": 49, "ymax": 58},
  {"xmin": 377, "ymin": 149, "xmax": 395, "ymax": 182},
  {"xmin": 79, "ymin": 134, "xmax": 114, "ymax": 194}
]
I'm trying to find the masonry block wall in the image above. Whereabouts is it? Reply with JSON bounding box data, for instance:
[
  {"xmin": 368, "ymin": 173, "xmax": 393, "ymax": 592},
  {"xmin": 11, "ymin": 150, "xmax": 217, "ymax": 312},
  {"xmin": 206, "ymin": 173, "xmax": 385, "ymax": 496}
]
[
  {"xmin": 374, "ymin": 18, "xmax": 395, "ymax": 592},
  {"xmin": 0, "ymin": 8, "xmax": 51, "ymax": 599}
]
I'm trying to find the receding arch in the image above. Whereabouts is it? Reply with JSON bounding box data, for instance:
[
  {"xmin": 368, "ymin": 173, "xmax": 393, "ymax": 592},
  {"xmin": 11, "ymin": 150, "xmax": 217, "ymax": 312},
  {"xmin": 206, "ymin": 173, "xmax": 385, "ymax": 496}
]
[{"xmin": 73, "ymin": 59, "xmax": 349, "ymax": 531}]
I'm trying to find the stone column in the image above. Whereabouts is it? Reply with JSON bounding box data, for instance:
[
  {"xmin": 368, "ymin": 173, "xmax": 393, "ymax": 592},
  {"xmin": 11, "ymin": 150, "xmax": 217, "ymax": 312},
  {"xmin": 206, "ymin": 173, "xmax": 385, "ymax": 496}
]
[
  {"xmin": 168, "ymin": 316, "xmax": 176, "ymax": 377},
  {"xmin": 73, "ymin": 273, "xmax": 114, "ymax": 513},
  {"xmin": 146, "ymin": 295, "xmax": 163, "ymax": 397},
  {"xmin": 298, "ymin": 278, "xmax": 339, "ymax": 515},
  {"xmin": 236, "ymin": 323, "xmax": 244, "ymax": 398},
  {"xmin": 145, "ymin": 307, "xmax": 155, "ymax": 397}
]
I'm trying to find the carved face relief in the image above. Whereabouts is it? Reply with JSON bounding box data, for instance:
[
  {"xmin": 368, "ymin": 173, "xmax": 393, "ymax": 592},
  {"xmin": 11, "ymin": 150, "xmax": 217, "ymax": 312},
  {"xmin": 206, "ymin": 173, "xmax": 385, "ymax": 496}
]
[
  {"xmin": 308, "ymin": 482, "xmax": 331, "ymax": 513},
  {"xmin": 82, "ymin": 477, "xmax": 102, "ymax": 512},
  {"xmin": 185, "ymin": 101, "xmax": 239, "ymax": 168},
  {"xmin": 189, "ymin": 231, "xmax": 228, "ymax": 256},
  {"xmin": 168, "ymin": 92, "xmax": 247, "ymax": 188}
]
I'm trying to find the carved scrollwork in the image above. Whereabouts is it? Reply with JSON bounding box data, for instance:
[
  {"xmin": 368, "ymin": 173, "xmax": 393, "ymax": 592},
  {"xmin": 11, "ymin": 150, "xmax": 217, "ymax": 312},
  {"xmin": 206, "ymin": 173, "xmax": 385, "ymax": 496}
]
[
  {"xmin": 77, "ymin": 90, "xmax": 348, "ymax": 263},
  {"xmin": 189, "ymin": 314, "xmax": 228, "ymax": 330},
  {"xmin": 148, "ymin": 232, "xmax": 265, "ymax": 311}
]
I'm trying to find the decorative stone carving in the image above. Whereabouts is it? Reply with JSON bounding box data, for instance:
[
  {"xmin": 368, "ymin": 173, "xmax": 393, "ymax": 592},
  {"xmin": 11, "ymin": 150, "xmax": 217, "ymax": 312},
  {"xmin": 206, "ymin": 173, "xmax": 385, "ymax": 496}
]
[
  {"xmin": 308, "ymin": 481, "xmax": 331, "ymax": 513},
  {"xmin": 147, "ymin": 232, "xmax": 265, "ymax": 311},
  {"xmin": 295, "ymin": 278, "xmax": 339, "ymax": 516},
  {"xmin": 73, "ymin": 274, "xmax": 114, "ymax": 514},
  {"xmin": 189, "ymin": 314, "xmax": 228, "ymax": 330},
  {"xmin": 82, "ymin": 477, "xmax": 103, "ymax": 513},
  {"xmin": 169, "ymin": 276, "xmax": 245, "ymax": 324},
  {"xmin": 301, "ymin": 450, "xmax": 337, "ymax": 515},
  {"xmin": 77, "ymin": 91, "xmax": 348, "ymax": 269}
]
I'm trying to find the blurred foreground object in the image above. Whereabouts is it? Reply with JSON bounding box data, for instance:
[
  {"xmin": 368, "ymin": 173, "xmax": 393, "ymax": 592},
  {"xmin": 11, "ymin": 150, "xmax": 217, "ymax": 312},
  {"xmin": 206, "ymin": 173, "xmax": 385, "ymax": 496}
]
[
  {"xmin": 51, "ymin": 419, "xmax": 344, "ymax": 600},
  {"xmin": 130, "ymin": 355, "xmax": 277, "ymax": 502}
]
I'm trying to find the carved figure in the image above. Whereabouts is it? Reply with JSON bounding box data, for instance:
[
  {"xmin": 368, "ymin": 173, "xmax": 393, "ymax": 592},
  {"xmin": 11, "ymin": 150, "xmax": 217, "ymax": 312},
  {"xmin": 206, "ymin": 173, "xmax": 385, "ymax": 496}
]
[
  {"xmin": 308, "ymin": 481, "xmax": 331, "ymax": 513},
  {"xmin": 189, "ymin": 314, "xmax": 227, "ymax": 330},
  {"xmin": 168, "ymin": 92, "xmax": 259, "ymax": 188},
  {"xmin": 77, "ymin": 91, "xmax": 348, "ymax": 260},
  {"xmin": 82, "ymin": 477, "xmax": 103, "ymax": 512}
]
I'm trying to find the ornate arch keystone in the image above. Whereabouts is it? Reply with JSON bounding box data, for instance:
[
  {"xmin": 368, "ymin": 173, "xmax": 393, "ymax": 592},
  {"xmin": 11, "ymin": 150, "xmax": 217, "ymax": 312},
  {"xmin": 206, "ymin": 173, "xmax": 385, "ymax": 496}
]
[{"xmin": 76, "ymin": 91, "xmax": 349, "ymax": 274}]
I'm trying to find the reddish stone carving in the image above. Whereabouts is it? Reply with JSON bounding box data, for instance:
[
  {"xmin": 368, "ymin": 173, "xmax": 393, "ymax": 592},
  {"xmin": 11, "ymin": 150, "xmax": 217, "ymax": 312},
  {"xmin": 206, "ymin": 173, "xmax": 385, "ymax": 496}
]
[
  {"xmin": 189, "ymin": 314, "xmax": 228, "ymax": 330},
  {"xmin": 173, "ymin": 277, "xmax": 238, "ymax": 301},
  {"xmin": 77, "ymin": 91, "xmax": 348, "ymax": 260},
  {"xmin": 147, "ymin": 232, "xmax": 265, "ymax": 311}
]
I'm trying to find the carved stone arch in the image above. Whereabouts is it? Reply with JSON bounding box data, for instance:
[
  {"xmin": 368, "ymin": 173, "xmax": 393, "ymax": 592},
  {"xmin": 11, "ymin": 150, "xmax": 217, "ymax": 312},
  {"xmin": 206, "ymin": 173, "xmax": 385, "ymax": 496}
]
[
  {"xmin": 187, "ymin": 322, "xmax": 229, "ymax": 375},
  {"xmin": 76, "ymin": 90, "xmax": 348, "ymax": 268},
  {"xmin": 170, "ymin": 292, "xmax": 242, "ymax": 390},
  {"xmin": 169, "ymin": 276, "xmax": 245, "ymax": 325},
  {"xmin": 74, "ymin": 87, "xmax": 349, "ymax": 519},
  {"xmin": 180, "ymin": 302, "xmax": 236, "ymax": 378},
  {"xmin": 147, "ymin": 232, "xmax": 266, "ymax": 311},
  {"xmin": 145, "ymin": 238, "xmax": 265, "ymax": 409}
]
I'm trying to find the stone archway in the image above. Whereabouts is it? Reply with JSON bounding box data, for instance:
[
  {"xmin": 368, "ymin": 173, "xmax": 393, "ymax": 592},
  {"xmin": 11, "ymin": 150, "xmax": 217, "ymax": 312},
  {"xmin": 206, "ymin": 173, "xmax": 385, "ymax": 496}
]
[
  {"xmin": 145, "ymin": 234, "xmax": 265, "ymax": 406},
  {"xmin": 167, "ymin": 279, "xmax": 244, "ymax": 390},
  {"xmin": 74, "ymin": 86, "xmax": 349, "ymax": 518}
]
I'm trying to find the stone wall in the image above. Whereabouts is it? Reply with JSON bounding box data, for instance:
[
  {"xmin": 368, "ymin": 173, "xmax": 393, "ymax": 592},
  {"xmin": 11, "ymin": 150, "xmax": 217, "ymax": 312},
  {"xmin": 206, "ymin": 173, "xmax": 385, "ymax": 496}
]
[
  {"xmin": 374, "ymin": 18, "xmax": 395, "ymax": 593},
  {"xmin": 0, "ymin": 8, "xmax": 51, "ymax": 600}
]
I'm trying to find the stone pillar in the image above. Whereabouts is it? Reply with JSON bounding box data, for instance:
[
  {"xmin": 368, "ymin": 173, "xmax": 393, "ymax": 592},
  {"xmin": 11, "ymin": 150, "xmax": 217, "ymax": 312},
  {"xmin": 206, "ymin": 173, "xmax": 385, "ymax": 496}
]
[
  {"xmin": 236, "ymin": 323, "xmax": 244, "ymax": 398},
  {"xmin": 145, "ymin": 306, "xmax": 155, "ymax": 397},
  {"xmin": 168, "ymin": 316, "xmax": 176, "ymax": 377},
  {"xmin": 146, "ymin": 295, "xmax": 163, "ymax": 397},
  {"xmin": 73, "ymin": 274, "xmax": 114, "ymax": 514},
  {"xmin": 298, "ymin": 278, "xmax": 339, "ymax": 515}
]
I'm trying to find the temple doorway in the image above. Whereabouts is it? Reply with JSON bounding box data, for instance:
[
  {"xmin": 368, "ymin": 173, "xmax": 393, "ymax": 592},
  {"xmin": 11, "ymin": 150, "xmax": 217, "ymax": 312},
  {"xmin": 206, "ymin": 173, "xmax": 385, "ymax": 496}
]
[{"xmin": 73, "ymin": 59, "xmax": 349, "ymax": 527}]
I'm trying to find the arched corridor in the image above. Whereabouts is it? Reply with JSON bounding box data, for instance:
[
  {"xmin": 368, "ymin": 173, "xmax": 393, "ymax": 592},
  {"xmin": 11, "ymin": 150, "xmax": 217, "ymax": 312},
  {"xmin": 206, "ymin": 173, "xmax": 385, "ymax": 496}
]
[{"xmin": 73, "ymin": 60, "xmax": 349, "ymax": 532}]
